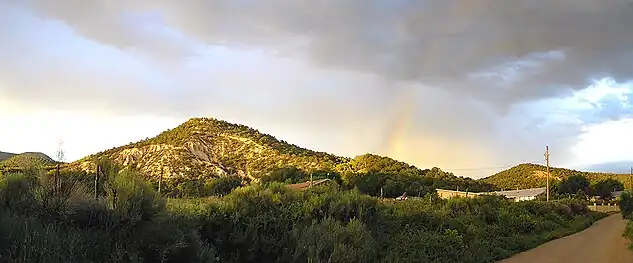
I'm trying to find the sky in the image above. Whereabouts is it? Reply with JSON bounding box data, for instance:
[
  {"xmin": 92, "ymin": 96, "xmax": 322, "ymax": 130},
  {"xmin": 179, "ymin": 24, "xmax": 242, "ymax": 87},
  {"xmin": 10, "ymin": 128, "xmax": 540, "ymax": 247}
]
[{"xmin": 1, "ymin": 0, "xmax": 632, "ymax": 178}]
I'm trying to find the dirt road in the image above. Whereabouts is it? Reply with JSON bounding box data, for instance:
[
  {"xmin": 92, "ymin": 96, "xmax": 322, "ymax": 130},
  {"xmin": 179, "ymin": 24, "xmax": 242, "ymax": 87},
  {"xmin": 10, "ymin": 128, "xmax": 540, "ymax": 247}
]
[{"xmin": 499, "ymin": 214, "xmax": 633, "ymax": 263}]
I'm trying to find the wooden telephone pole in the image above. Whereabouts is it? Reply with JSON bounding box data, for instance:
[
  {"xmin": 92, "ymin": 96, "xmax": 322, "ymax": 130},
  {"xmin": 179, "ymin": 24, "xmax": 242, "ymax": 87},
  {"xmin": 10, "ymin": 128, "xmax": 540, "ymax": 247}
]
[{"xmin": 545, "ymin": 146, "xmax": 550, "ymax": 202}]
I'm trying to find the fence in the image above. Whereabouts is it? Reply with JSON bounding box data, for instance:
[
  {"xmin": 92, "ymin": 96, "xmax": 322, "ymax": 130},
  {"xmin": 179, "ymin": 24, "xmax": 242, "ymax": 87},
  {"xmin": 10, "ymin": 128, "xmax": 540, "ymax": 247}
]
[{"xmin": 588, "ymin": 203, "xmax": 620, "ymax": 213}]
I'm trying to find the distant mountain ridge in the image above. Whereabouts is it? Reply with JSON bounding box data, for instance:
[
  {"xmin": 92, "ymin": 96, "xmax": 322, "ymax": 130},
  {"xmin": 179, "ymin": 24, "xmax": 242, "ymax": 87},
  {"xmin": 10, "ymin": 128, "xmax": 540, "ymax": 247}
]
[
  {"xmin": 3, "ymin": 119, "xmax": 628, "ymax": 194},
  {"xmin": 479, "ymin": 163, "xmax": 630, "ymax": 189},
  {"xmin": 0, "ymin": 152, "xmax": 56, "ymax": 167}
]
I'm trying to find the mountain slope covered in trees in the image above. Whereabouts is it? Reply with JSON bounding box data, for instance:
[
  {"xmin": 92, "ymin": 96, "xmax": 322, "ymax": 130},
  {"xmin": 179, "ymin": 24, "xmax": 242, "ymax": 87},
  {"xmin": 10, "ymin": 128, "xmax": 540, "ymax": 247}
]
[
  {"xmin": 73, "ymin": 118, "xmax": 348, "ymax": 182},
  {"xmin": 65, "ymin": 117, "xmax": 495, "ymax": 196},
  {"xmin": 0, "ymin": 152, "xmax": 55, "ymax": 167},
  {"xmin": 480, "ymin": 163, "xmax": 631, "ymax": 189}
]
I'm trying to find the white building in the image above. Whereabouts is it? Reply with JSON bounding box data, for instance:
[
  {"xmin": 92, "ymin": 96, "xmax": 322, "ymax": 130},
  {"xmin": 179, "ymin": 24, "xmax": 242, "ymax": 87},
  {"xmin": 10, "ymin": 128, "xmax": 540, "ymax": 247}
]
[
  {"xmin": 487, "ymin": 187, "xmax": 547, "ymax": 202},
  {"xmin": 436, "ymin": 187, "xmax": 547, "ymax": 202}
]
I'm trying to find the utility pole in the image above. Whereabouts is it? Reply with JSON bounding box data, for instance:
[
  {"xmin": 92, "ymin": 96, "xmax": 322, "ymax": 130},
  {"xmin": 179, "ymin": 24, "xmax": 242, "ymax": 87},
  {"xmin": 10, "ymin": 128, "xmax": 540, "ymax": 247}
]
[
  {"xmin": 545, "ymin": 146, "xmax": 550, "ymax": 202},
  {"xmin": 630, "ymin": 167, "xmax": 632, "ymax": 190}
]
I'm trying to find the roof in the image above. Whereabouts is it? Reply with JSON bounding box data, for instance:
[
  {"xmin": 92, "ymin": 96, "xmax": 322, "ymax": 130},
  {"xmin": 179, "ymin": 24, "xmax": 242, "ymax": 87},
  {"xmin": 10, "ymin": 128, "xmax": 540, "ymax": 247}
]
[
  {"xmin": 288, "ymin": 179, "xmax": 332, "ymax": 191},
  {"xmin": 435, "ymin": 187, "xmax": 547, "ymax": 199},
  {"xmin": 489, "ymin": 187, "xmax": 547, "ymax": 199}
]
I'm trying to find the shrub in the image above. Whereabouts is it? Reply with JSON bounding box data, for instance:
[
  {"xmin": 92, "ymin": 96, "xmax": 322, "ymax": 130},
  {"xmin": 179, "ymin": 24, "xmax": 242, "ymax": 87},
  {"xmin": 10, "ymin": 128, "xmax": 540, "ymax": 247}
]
[
  {"xmin": 0, "ymin": 168, "xmax": 605, "ymax": 263},
  {"xmin": 619, "ymin": 191, "xmax": 633, "ymax": 219},
  {"xmin": 291, "ymin": 217, "xmax": 377, "ymax": 263},
  {"xmin": 204, "ymin": 176, "xmax": 242, "ymax": 196}
]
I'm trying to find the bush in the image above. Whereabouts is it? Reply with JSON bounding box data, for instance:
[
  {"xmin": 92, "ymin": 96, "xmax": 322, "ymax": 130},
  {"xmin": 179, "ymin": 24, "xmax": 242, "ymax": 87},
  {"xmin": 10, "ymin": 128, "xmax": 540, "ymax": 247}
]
[
  {"xmin": 291, "ymin": 217, "xmax": 377, "ymax": 263},
  {"xmin": 0, "ymin": 167, "xmax": 605, "ymax": 263},
  {"xmin": 204, "ymin": 176, "xmax": 243, "ymax": 196},
  {"xmin": 619, "ymin": 191, "xmax": 633, "ymax": 219}
]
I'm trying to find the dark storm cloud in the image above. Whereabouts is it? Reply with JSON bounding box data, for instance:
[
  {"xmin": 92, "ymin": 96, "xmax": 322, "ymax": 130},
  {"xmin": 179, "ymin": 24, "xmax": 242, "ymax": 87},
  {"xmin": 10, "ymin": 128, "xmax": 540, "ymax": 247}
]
[{"xmin": 17, "ymin": 0, "xmax": 633, "ymax": 107}]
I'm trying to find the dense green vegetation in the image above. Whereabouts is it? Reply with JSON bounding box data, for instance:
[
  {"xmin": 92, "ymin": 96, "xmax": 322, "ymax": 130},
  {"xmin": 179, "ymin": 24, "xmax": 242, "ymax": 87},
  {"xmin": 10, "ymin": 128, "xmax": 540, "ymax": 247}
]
[
  {"xmin": 0, "ymin": 158, "xmax": 606, "ymax": 263},
  {"xmin": 618, "ymin": 191, "xmax": 633, "ymax": 250},
  {"xmin": 0, "ymin": 152, "xmax": 55, "ymax": 167},
  {"xmin": 482, "ymin": 163, "xmax": 630, "ymax": 190},
  {"xmin": 549, "ymin": 174, "xmax": 624, "ymax": 201},
  {"xmin": 0, "ymin": 152, "xmax": 57, "ymax": 175},
  {"xmin": 168, "ymin": 154, "xmax": 497, "ymax": 199}
]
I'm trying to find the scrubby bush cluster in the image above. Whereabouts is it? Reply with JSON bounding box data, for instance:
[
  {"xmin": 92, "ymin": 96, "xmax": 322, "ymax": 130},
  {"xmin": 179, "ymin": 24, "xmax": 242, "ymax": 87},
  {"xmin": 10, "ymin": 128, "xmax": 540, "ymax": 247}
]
[
  {"xmin": 0, "ymin": 163, "xmax": 604, "ymax": 263},
  {"xmin": 0, "ymin": 168, "xmax": 216, "ymax": 263},
  {"xmin": 618, "ymin": 191, "xmax": 633, "ymax": 250}
]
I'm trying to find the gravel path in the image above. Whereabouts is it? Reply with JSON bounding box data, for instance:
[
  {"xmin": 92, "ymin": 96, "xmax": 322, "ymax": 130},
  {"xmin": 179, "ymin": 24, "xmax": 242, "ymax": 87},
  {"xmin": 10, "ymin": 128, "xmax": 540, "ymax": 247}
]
[{"xmin": 498, "ymin": 214, "xmax": 633, "ymax": 263}]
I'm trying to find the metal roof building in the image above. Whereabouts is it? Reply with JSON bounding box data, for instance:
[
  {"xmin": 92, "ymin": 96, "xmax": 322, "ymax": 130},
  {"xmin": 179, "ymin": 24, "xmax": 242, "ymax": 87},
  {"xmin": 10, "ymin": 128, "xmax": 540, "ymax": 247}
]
[
  {"xmin": 436, "ymin": 187, "xmax": 547, "ymax": 202},
  {"xmin": 488, "ymin": 187, "xmax": 547, "ymax": 201}
]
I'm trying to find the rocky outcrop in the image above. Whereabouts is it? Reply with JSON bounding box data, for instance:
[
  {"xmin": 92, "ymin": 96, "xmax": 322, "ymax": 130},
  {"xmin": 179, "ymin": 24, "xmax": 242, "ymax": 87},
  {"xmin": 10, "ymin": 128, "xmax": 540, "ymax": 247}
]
[{"xmin": 72, "ymin": 118, "xmax": 343, "ymax": 182}]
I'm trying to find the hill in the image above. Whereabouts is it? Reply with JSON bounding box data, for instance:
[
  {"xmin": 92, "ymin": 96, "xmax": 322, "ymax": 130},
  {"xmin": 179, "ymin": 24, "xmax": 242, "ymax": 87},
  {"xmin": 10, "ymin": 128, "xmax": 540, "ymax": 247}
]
[
  {"xmin": 337, "ymin": 153, "xmax": 497, "ymax": 192},
  {"xmin": 0, "ymin": 151, "xmax": 16, "ymax": 162},
  {"xmin": 480, "ymin": 163, "xmax": 631, "ymax": 189},
  {"xmin": 0, "ymin": 152, "xmax": 56, "ymax": 169},
  {"xmin": 69, "ymin": 118, "xmax": 494, "ymax": 193},
  {"xmin": 73, "ymin": 118, "xmax": 348, "ymax": 182}
]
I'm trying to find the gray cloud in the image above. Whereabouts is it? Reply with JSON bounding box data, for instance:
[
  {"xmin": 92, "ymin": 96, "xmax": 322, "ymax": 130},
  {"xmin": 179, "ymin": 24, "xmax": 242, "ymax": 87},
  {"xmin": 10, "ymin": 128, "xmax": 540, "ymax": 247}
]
[
  {"xmin": 15, "ymin": 0, "xmax": 633, "ymax": 109},
  {"xmin": 583, "ymin": 162, "xmax": 632, "ymax": 174}
]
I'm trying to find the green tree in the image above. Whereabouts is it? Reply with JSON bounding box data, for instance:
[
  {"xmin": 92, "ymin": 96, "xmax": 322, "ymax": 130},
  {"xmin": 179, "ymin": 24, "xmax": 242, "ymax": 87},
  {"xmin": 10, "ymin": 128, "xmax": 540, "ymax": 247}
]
[
  {"xmin": 619, "ymin": 191, "xmax": 633, "ymax": 219},
  {"xmin": 204, "ymin": 177, "xmax": 242, "ymax": 196},
  {"xmin": 558, "ymin": 175, "xmax": 590, "ymax": 198},
  {"xmin": 261, "ymin": 166, "xmax": 307, "ymax": 184},
  {"xmin": 592, "ymin": 178, "xmax": 624, "ymax": 200}
]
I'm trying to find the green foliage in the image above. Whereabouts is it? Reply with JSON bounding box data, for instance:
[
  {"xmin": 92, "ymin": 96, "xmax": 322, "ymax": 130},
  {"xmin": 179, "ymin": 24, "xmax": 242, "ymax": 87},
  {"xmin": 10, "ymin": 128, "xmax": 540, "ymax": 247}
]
[
  {"xmin": 204, "ymin": 177, "xmax": 243, "ymax": 196},
  {"xmin": 558, "ymin": 175, "xmax": 591, "ymax": 197},
  {"xmin": 0, "ymin": 160, "xmax": 217, "ymax": 263},
  {"xmin": 625, "ymin": 220, "xmax": 633, "ymax": 250},
  {"xmin": 338, "ymin": 155, "xmax": 495, "ymax": 198},
  {"xmin": 0, "ymin": 152, "xmax": 55, "ymax": 168},
  {"xmin": 592, "ymin": 178, "xmax": 624, "ymax": 200},
  {"xmin": 261, "ymin": 166, "xmax": 307, "ymax": 184},
  {"xmin": 620, "ymin": 191, "xmax": 633, "ymax": 219},
  {"xmin": 291, "ymin": 217, "xmax": 377, "ymax": 263},
  {"xmin": 0, "ymin": 167, "xmax": 605, "ymax": 263}
]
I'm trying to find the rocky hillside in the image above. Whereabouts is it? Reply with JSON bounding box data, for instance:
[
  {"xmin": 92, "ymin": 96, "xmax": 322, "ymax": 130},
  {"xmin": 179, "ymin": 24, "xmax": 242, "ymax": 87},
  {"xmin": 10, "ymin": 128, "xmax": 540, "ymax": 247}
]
[
  {"xmin": 67, "ymin": 117, "xmax": 495, "ymax": 194},
  {"xmin": 73, "ymin": 118, "xmax": 348, "ymax": 182},
  {"xmin": 0, "ymin": 152, "xmax": 55, "ymax": 167},
  {"xmin": 480, "ymin": 163, "xmax": 630, "ymax": 189}
]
